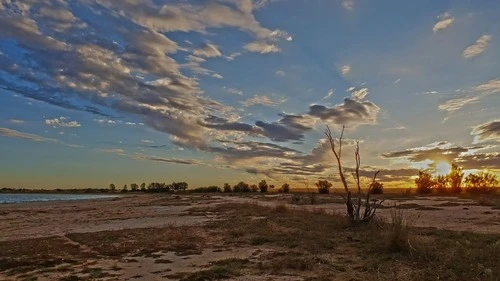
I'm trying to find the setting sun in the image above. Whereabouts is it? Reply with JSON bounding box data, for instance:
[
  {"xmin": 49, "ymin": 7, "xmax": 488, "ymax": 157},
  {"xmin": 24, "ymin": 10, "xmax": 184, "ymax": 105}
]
[{"xmin": 435, "ymin": 162, "xmax": 452, "ymax": 176}]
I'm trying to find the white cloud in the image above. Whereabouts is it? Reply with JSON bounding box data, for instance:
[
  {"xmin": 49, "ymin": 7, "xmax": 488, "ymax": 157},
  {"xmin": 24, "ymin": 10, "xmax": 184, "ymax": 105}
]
[
  {"xmin": 45, "ymin": 117, "xmax": 81, "ymax": 128},
  {"xmin": 340, "ymin": 64, "xmax": 351, "ymax": 75},
  {"xmin": 341, "ymin": 0, "xmax": 354, "ymax": 11},
  {"xmin": 463, "ymin": 35, "xmax": 492, "ymax": 58},
  {"xmin": 141, "ymin": 139, "xmax": 154, "ymax": 144},
  {"xmin": 276, "ymin": 70, "xmax": 285, "ymax": 76},
  {"xmin": 433, "ymin": 12, "xmax": 454, "ymax": 32},
  {"xmin": 242, "ymin": 95, "xmax": 286, "ymax": 107},
  {"xmin": 244, "ymin": 41, "xmax": 281, "ymax": 53},
  {"xmin": 212, "ymin": 73, "xmax": 224, "ymax": 79}
]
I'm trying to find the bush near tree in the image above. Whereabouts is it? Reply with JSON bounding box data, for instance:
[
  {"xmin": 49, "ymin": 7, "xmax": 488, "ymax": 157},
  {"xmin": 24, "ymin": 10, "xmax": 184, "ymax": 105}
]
[
  {"xmin": 280, "ymin": 183, "xmax": 290, "ymax": 193},
  {"xmin": 465, "ymin": 172, "xmax": 498, "ymax": 193},
  {"xmin": 415, "ymin": 171, "xmax": 434, "ymax": 194},
  {"xmin": 315, "ymin": 180, "xmax": 332, "ymax": 194},
  {"xmin": 370, "ymin": 181, "xmax": 384, "ymax": 194}
]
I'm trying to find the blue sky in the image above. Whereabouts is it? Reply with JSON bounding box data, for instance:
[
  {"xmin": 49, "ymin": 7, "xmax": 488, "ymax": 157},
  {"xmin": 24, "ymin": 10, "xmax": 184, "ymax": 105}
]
[{"xmin": 0, "ymin": 0, "xmax": 499, "ymax": 189}]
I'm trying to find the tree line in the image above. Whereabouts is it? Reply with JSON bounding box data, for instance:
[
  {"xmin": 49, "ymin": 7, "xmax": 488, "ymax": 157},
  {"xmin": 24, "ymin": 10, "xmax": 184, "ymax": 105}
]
[{"xmin": 414, "ymin": 164, "xmax": 498, "ymax": 194}]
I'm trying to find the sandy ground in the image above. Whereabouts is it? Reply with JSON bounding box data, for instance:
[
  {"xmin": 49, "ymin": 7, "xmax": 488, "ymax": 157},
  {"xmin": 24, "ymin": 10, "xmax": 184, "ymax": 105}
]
[{"xmin": 0, "ymin": 193, "xmax": 499, "ymax": 281}]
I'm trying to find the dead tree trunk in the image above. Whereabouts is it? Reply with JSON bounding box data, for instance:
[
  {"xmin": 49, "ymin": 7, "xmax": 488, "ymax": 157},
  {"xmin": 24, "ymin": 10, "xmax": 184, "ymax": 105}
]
[{"xmin": 324, "ymin": 125, "xmax": 384, "ymax": 224}]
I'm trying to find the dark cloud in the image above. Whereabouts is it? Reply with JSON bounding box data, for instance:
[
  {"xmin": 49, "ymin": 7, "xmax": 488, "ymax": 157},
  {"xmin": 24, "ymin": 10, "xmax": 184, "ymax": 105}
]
[
  {"xmin": 381, "ymin": 141, "xmax": 498, "ymax": 171},
  {"xmin": 381, "ymin": 141, "xmax": 473, "ymax": 163},
  {"xmin": 278, "ymin": 113, "xmax": 315, "ymax": 131},
  {"xmin": 308, "ymin": 98, "xmax": 380, "ymax": 126},
  {"xmin": 471, "ymin": 120, "xmax": 500, "ymax": 143},
  {"xmin": 454, "ymin": 152, "xmax": 500, "ymax": 170},
  {"xmin": 144, "ymin": 156, "xmax": 200, "ymax": 165},
  {"xmin": 209, "ymin": 139, "xmax": 300, "ymax": 161},
  {"xmin": 255, "ymin": 121, "xmax": 304, "ymax": 142}
]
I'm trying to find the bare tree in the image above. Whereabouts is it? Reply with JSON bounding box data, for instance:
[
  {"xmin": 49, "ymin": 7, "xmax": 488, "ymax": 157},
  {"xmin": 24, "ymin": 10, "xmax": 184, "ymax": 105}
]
[{"xmin": 324, "ymin": 125, "xmax": 383, "ymax": 223}]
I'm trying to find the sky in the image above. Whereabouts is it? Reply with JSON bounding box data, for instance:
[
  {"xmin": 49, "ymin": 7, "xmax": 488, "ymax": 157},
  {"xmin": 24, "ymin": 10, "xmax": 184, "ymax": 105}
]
[{"xmin": 0, "ymin": 0, "xmax": 499, "ymax": 189}]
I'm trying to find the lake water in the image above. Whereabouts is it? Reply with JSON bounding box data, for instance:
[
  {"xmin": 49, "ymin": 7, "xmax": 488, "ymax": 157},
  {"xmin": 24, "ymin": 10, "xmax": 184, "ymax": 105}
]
[{"xmin": 0, "ymin": 193, "xmax": 118, "ymax": 204}]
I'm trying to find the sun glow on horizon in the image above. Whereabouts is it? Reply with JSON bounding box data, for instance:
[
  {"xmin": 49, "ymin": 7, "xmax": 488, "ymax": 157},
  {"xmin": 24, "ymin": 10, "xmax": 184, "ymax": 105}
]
[{"xmin": 434, "ymin": 161, "xmax": 452, "ymax": 176}]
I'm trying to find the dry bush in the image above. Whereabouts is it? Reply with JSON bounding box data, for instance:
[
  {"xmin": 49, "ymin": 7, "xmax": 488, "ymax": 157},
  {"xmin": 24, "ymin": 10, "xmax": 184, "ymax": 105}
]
[{"xmin": 387, "ymin": 207, "xmax": 412, "ymax": 252}]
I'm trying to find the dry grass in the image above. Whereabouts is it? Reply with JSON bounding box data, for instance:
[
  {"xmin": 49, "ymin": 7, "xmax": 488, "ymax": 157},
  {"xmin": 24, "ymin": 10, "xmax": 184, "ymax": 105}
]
[
  {"xmin": 2, "ymin": 196, "xmax": 500, "ymax": 281},
  {"xmin": 66, "ymin": 225, "xmax": 206, "ymax": 257}
]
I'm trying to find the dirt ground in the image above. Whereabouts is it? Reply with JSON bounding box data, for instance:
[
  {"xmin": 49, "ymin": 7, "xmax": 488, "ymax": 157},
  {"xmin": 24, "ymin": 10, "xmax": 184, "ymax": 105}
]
[{"xmin": 0, "ymin": 193, "xmax": 499, "ymax": 281}]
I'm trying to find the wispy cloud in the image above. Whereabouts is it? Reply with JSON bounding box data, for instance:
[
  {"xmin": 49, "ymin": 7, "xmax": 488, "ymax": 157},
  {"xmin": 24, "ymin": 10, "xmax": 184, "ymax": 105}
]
[
  {"xmin": 0, "ymin": 127, "xmax": 58, "ymax": 143},
  {"xmin": 323, "ymin": 89, "xmax": 334, "ymax": 99},
  {"xmin": 276, "ymin": 70, "xmax": 285, "ymax": 76},
  {"xmin": 433, "ymin": 12, "xmax": 454, "ymax": 32},
  {"xmin": 463, "ymin": 35, "xmax": 492, "ymax": 58},
  {"xmin": 45, "ymin": 117, "xmax": 81, "ymax": 128},
  {"xmin": 439, "ymin": 78, "xmax": 500, "ymax": 112},
  {"xmin": 8, "ymin": 119, "xmax": 25, "ymax": 124},
  {"xmin": 242, "ymin": 95, "xmax": 286, "ymax": 107},
  {"xmin": 193, "ymin": 43, "xmax": 222, "ymax": 58}
]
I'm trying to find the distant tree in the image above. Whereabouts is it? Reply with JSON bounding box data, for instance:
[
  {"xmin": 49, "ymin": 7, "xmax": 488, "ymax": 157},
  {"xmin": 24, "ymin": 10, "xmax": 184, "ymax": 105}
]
[
  {"xmin": 140, "ymin": 183, "xmax": 146, "ymax": 192},
  {"xmin": 369, "ymin": 181, "xmax": 384, "ymax": 194},
  {"xmin": 315, "ymin": 180, "xmax": 332, "ymax": 194},
  {"xmin": 109, "ymin": 183, "xmax": 116, "ymax": 192},
  {"xmin": 121, "ymin": 184, "xmax": 128, "ymax": 193},
  {"xmin": 223, "ymin": 183, "xmax": 232, "ymax": 193},
  {"xmin": 415, "ymin": 171, "xmax": 434, "ymax": 194},
  {"xmin": 448, "ymin": 164, "xmax": 464, "ymax": 193},
  {"xmin": 233, "ymin": 181, "xmax": 250, "ymax": 192},
  {"xmin": 171, "ymin": 182, "xmax": 188, "ymax": 192},
  {"xmin": 250, "ymin": 184, "xmax": 258, "ymax": 192},
  {"xmin": 465, "ymin": 172, "xmax": 498, "ymax": 193},
  {"xmin": 258, "ymin": 180, "xmax": 268, "ymax": 193},
  {"xmin": 130, "ymin": 183, "xmax": 138, "ymax": 192},
  {"xmin": 281, "ymin": 183, "xmax": 290, "ymax": 193},
  {"xmin": 269, "ymin": 184, "xmax": 275, "ymax": 190},
  {"xmin": 434, "ymin": 175, "xmax": 449, "ymax": 194}
]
